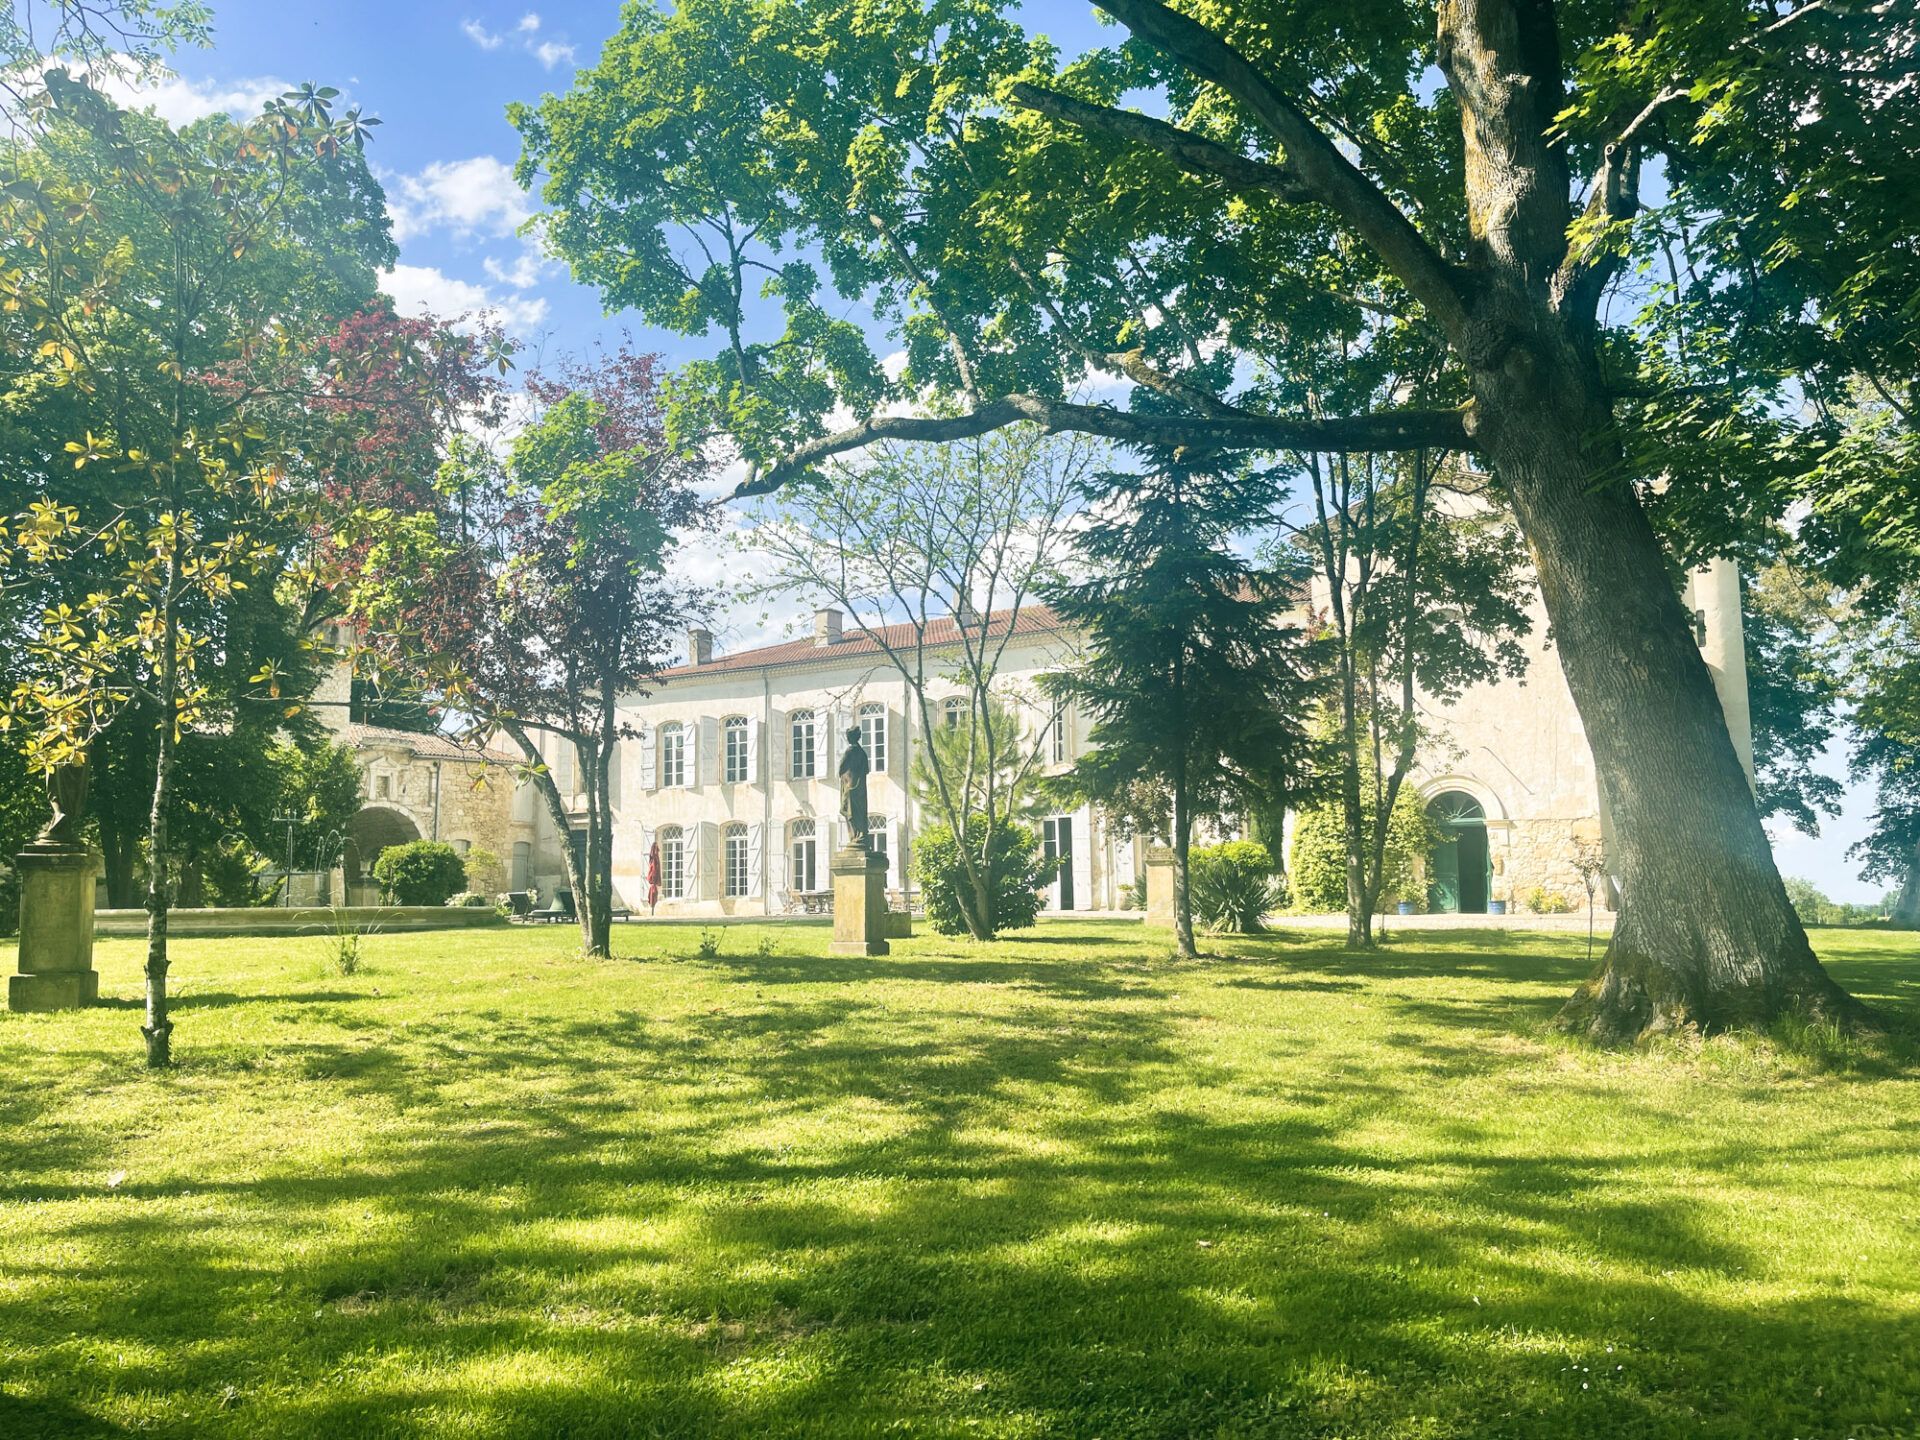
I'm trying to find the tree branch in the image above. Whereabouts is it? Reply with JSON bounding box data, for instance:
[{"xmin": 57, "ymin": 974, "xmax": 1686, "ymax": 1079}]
[
  {"xmin": 1090, "ymin": 0, "xmax": 1472, "ymax": 336},
  {"xmin": 1008, "ymin": 82, "xmax": 1313, "ymax": 203},
  {"xmin": 734, "ymin": 396, "xmax": 1474, "ymax": 497}
]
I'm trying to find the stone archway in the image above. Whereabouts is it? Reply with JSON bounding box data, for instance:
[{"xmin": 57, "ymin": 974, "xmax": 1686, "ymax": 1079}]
[{"xmin": 345, "ymin": 806, "xmax": 421, "ymax": 888}]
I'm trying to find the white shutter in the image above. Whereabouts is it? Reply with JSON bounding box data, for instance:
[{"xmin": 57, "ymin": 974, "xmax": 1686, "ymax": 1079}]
[
  {"xmin": 883, "ymin": 706, "xmax": 898, "ymax": 774},
  {"xmin": 746, "ymin": 719, "xmax": 762, "ymax": 783},
  {"xmin": 1071, "ymin": 810, "xmax": 1094, "ymax": 914},
  {"xmin": 747, "ymin": 822, "xmax": 765, "ymax": 897},
  {"xmin": 637, "ymin": 722, "xmax": 657, "ymax": 791},
  {"xmin": 682, "ymin": 826, "xmax": 700, "ymax": 895},
  {"xmin": 891, "ymin": 819, "xmax": 904, "ymax": 890},
  {"xmin": 696, "ymin": 717, "xmax": 718, "ymax": 789},
  {"xmin": 771, "ymin": 710, "xmax": 788, "ymax": 781},
  {"xmin": 823, "ymin": 708, "xmax": 842, "ymax": 781},
  {"xmin": 698, "ymin": 822, "xmax": 721, "ymax": 899}
]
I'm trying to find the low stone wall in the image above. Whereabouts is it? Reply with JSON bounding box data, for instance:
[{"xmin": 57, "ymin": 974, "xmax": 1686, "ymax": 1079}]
[{"xmin": 92, "ymin": 906, "xmax": 506, "ymax": 938}]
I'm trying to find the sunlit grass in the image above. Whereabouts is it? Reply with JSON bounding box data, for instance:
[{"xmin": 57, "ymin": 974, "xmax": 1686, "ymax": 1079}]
[{"xmin": 2, "ymin": 920, "xmax": 1916, "ymax": 1438}]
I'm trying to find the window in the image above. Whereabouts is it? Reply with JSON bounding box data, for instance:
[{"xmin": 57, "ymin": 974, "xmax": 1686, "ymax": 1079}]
[
  {"xmin": 375, "ymin": 774, "xmax": 391, "ymax": 800},
  {"xmin": 859, "ymin": 702, "xmax": 887, "ymax": 771},
  {"xmin": 724, "ymin": 716, "xmax": 749, "ymax": 783},
  {"xmin": 790, "ymin": 709, "xmax": 817, "ymax": 778},
  {"xmin": 789, "ymin": 818, "xmax": 818, "ymax": 893},
  {"xmin": 660, "ymin": 826, "xmax": 686, "ymax": 899},
  {"xmin": 942, "ymin": 697, "xmax": 965, "ymax": 730},
  {"xmin": 510, "ymin": 841, "xmax": 531, "ymax": 891},
  {"xmin": 868, "ymin": 814, "xmax": 889, "ymax": 867},
  {"xmin": 660, "ymin": 722, "xmax": 687, "ymax": 788},
  {"xmin": 1049, "ymin": 698, "xmax": 1068, "ymax": 764},
  {"xmin": 724, "ymin": 824, "xmax": 750, "ymax": 897}
]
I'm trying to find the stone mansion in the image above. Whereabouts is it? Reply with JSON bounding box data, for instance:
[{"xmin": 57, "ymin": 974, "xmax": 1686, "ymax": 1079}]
[{"xmin": 315, "ymin": 557, "xmax": 1754, "ymax": 919}]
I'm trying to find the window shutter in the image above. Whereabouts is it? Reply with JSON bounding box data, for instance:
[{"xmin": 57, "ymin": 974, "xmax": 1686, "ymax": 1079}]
[
  {"xmin": 696, "ymin": 717, "xmax": 718, "ymax": 788},
  {"xmin": 891, "ymin": 820, "xmax": 905, "ymax": 890},
  {"xmin": 699, "ymin": 822, "xmax": 721, "ymax": 898},
  {"xmin": 637, "ymin": 723, "xmax": 657, "ymax": 792},
  {"xmin": 746, "ymin": 719, "xmax": 762, "ymax": 783},
  {"xmin": 747, "ymin": 823, "xmax": 765, "ymax": 897},
  {"xmin": 771, "ymin": 710, "xmax": 788, "ymax": 781},
  {"xmin": 1071, "ymin": 810, "xmax": 1094, "ymax": 914}
]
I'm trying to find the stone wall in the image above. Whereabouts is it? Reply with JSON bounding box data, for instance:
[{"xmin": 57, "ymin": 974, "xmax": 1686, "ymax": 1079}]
[{"xmin": 1492, "ymin": 818, "xmax": 1607, "ymax": 914}]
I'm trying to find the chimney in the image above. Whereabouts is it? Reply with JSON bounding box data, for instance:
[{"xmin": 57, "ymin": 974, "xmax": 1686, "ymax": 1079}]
[
  {"xmin": 813, "ymin": 608, "xmax": 843, "ymax": 647},
  {"xmin": 956, "ymin": 594, "xmax": 980, "ymax": 629},
  {"xmin": 687, "ymin": 627, "xmax": 714, "ymax": 667}
]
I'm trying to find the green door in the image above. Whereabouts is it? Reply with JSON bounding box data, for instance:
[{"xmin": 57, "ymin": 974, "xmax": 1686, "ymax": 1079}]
[{"xmin": 1426, "ymin": 793, "xmax": 1491, "ymax": 915}]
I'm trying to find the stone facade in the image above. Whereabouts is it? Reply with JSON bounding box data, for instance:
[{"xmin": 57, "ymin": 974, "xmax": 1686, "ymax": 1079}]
[
  {"xmin": 306, "ymin": 548, "xmax": 1752, "ymax": 921},
  {"xmin": 312, "ymin": 625, "xmax": 536, "ymax": 900},
  {"xmin": 518, "ymin": 609, "xmax": 1125, "ymax": 917},
  {"xmin": 1398, "ymin": 556, "xmax": 1751, "ymax": 914}
]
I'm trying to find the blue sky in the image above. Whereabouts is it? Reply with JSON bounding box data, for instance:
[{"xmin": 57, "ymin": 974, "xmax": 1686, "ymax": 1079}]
[{"xmin": 114, "ymin": 0, "xmax": 1887, "ymax": 901}]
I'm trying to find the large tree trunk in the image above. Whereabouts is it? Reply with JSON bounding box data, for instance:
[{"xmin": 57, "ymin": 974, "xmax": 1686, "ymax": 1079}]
[
  {"xmin": 100, "ymin": 821, "xmax": 137, "ymax": 909},
  {"xmin": 1472, "ymin": 372, "xmax": 1860, "ymax": 1038},
  {"xmin": 1891, "ymin": 849, "xmax": 1920, "ymax": 929},
  {"xmin": 1424, "ymin": 0, "xmax": 1862, "ymax": 1039}
]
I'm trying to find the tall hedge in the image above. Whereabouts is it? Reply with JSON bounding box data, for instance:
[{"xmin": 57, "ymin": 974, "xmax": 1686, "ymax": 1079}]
[{"xmin": 1290, "ymin": 789, "xmax": 1432, "ymax": 913}]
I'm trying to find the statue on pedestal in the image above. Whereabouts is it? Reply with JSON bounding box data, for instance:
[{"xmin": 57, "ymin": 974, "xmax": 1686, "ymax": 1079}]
[{"xmin": 837, "ymin": 727, "xmax": 870, "ymax": 847}]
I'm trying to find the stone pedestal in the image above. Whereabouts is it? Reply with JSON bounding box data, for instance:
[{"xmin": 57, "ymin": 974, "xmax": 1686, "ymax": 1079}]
[
  {"xmin": 1144, "ymin": 845, "xmax": 1176, "ymax": 926},
  {"xmin": 9, "ymin": 847, "xmax": 99, "ymax": 1012},
  {"xmin": 829, "ymin": 844, "xmax": 890, "ymax": 957}
]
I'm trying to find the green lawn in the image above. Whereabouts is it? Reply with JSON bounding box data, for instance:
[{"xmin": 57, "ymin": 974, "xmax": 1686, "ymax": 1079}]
[{"xmin": 2, "ymin": 920, "xmax": 1917, "ymax": 1439}]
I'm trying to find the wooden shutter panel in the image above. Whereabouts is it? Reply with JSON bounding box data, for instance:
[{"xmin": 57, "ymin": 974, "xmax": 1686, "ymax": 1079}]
[
  {"xmin": 637, "ymin": 723, "xmax": 657, "ymax": 791},
  {"xmin": 696, "ymin": 717, "xmax": 718, "ymax": 788},
  {"xmin": 698, "ymin": 822, "xmax": 721, "ymax": 898}
]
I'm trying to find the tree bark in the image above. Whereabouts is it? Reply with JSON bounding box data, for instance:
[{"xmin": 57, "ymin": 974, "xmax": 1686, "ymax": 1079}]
[
  {"xmin": 100, "ymin": 822, "xmax": 137, "ymax": 909},
  {"xmin": 1170, "ymin": 770, "xmax": 1198, "ymax": 959},
  {"xmin": 1891, "ymin": 849, "xmax": 1920, "ymax": 929},
  {"xmin": 1471, "ymin": 373, "xmax": 1861, "ymax": 1037},
  {"xmin": 143, "ymin": 552, "xmax": 179, "ymax": 1069},
  {"xmin": 584, "ymin": 694, "xmax": 616, "ymax": 958}
]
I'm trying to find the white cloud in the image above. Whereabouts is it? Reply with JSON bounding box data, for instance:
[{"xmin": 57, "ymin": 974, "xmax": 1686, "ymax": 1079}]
[
  {"xmin": 483, "ymin": 245, "xmax": 552, "ymax": 289},
  {"xmin": 93, "ymin": 70, "xmax": 289, "ymax": 127},
  {"xmin": 457, "ymin": 11, "xmax": 573, "ymax": 70},
  {"xmin": 381, "ymin": 263, "xmax": 548, "ymax": 334},
  {"xmin": 461, "ymin": 19, "xmax": 505, "ymax": 49},
  {"xmin": 383, "ymin": 155, "xmax": 532, "ymax": 243}
]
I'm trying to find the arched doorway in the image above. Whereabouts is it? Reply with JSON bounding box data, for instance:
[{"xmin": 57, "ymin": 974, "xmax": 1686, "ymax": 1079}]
[
  {"xmin": 1426, "ymin": 792, "xmax": 1490, "ymax": 914},
  {"xmin": 346, "ymin": 806, "xmax": 422, "ymax": 888}
]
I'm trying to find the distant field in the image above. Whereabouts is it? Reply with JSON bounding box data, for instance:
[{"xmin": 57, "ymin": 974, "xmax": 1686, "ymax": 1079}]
[{"xmin": 2, "ymin": 921, "xmax": 1916, "ymax": 1439}]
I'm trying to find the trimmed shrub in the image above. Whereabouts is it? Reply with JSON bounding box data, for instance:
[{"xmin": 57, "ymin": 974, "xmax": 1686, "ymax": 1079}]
[
  {"xmin": 372, "ymin": 840, "xmax": 468, "ymax": 906},
  {"xmin": 912, "ymin": 817, "xmax": 1053, "ymax": 936},
  {"xmin": 1189, "ymin": 840, "xmax": 1283, "ymax": 933}
]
